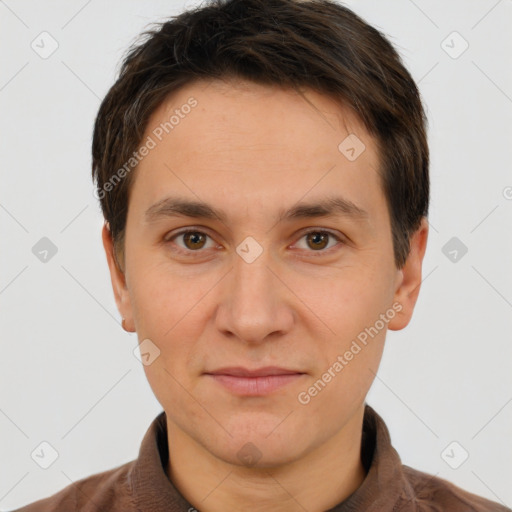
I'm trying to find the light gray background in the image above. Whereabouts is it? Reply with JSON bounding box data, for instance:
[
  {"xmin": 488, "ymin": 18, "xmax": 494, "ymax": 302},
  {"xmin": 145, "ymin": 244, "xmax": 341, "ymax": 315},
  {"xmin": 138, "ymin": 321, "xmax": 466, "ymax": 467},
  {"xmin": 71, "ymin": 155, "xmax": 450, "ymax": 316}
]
[{"xmin": 1, "ymin": 0, "xmax": 511, "ymax": 509}]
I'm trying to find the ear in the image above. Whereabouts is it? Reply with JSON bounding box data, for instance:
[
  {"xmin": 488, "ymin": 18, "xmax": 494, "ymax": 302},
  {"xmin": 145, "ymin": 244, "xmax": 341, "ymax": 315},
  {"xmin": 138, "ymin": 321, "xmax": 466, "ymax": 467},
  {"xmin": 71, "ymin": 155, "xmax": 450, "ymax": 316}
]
[
  {"xmin": 101, "ymin": 222, "xmax": 136, "ymax": 332},
  {"xmin": 388, "ymin": 217, "xmax": 429, "ymax": 331}
]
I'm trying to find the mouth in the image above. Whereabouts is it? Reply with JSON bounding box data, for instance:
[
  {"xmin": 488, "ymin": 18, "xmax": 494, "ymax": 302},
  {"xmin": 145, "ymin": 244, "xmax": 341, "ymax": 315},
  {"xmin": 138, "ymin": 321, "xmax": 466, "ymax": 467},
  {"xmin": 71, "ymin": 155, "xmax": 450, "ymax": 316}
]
[{"xmin": 204, "ymin": 366, "xmax": 306, "ymax": 396}]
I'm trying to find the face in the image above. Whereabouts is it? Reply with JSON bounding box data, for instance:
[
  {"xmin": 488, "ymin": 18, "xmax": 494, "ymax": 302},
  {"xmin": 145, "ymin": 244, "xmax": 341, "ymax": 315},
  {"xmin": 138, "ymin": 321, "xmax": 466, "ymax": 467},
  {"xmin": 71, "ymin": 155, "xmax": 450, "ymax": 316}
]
[{"xmin": 103, "ymin": 78, "xmax": 427, "ymax": 467}]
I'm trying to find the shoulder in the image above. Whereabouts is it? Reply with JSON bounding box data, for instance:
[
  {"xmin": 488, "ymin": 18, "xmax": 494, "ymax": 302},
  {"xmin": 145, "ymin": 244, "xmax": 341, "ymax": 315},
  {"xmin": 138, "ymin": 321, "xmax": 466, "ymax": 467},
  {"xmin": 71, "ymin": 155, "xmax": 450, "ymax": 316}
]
[
  {"xmin": 402, "ymin": 465, "xmax": 511, "ymax": 512},
  {"xmin": 10, "ymin": 460, "xmax": 136, "ymax": 512}
]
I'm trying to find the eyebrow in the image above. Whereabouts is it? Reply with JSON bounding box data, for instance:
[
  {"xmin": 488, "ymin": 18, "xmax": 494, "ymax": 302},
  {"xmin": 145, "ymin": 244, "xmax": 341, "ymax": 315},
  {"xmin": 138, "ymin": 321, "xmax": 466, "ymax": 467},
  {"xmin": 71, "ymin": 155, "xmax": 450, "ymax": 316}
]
[{"xmin": 144, "ymin": 195, "xmax": 368, "ymax": 224}]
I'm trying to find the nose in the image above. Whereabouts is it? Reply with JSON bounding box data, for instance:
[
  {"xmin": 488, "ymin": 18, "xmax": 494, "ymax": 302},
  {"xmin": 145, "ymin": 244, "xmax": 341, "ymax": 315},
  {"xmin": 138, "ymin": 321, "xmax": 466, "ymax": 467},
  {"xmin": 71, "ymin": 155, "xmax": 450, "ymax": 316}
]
[{"xmin": 214, "ymin": 248, "xmax": 295, "ymax": 345}]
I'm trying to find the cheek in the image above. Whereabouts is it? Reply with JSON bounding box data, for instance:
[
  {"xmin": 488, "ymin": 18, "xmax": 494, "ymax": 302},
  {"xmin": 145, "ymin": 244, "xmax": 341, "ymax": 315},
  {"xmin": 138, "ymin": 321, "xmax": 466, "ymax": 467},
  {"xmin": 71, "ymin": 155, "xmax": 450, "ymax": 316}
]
[
  {"xmin": 127, "ymin": 267, "xmax": 204, "ymax": 386},
  {"xmin": 297, "ymin": 263, "xmax": 394, "ymax": 336},
  {"xmin": 127, "ymin": 257, "xmax": 209, "ymax": 338},
  {"xmin": 298, "ymin": 323, "xmax": 386, "ymax": 410},
  {"xmin": 300, "ymin": 266, "xmax": 392, "ymax": 395}
]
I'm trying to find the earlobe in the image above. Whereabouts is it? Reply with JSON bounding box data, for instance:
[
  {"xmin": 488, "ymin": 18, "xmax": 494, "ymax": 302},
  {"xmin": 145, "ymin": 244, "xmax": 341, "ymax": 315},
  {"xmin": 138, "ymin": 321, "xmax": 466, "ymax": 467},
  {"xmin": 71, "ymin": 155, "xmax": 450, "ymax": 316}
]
[
  {"xmin": 101, "ymin": 223, "xmax": 136, "ymax": 332},
  {"xmin": 388, "ymin": 217, "xmax": 429, "ymax": 331}
]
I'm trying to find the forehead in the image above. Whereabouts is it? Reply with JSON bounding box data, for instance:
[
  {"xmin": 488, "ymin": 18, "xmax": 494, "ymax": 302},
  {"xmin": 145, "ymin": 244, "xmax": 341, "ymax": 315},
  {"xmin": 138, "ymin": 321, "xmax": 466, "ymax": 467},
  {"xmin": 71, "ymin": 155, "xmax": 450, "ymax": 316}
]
[
  {"xmin": 129, "ymin": 78, "xmax": 384, "ymax": 223},
  {"xmin": 149, "ymin": 77, "xmax": 375, "ymax": 159}
]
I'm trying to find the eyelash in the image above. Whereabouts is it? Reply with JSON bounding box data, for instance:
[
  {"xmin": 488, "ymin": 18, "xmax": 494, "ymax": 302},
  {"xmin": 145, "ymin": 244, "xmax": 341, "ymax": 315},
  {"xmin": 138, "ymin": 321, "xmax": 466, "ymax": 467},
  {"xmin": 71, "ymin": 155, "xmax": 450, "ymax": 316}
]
[{"xmin": 164, "ymin": 227, "xmax": 345, "ymax": 257}]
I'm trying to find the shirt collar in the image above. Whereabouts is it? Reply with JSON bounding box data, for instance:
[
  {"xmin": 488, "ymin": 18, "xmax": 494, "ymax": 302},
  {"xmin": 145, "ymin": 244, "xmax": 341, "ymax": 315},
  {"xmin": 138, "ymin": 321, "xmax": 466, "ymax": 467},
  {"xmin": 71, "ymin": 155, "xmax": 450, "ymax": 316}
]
[
  {"xmin": 328, "ymin": 404, "xmax": 414, "ymax": 511},
  {"xmin": 129, "ymin": 403, "xmax": 412, "ymax": 511}
]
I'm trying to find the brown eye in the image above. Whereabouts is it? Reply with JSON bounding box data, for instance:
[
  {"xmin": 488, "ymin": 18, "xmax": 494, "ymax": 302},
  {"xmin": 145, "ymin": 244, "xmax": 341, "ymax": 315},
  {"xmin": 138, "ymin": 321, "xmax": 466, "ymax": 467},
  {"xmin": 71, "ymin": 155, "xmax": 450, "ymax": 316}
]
[
  {"xmin": 306, "ymin": 232, "xmax": 329, "ymax": 250},
  {"xmin": 294, "ymin": 229, "xmax": 343, "ymax": 255},
  {"xmin": 166, "ymin": 229, "xmax": 216, "ymax": 255},
  {"xmin": 182, "ymin": 231, "xmax": 207, "ymax": 250}
]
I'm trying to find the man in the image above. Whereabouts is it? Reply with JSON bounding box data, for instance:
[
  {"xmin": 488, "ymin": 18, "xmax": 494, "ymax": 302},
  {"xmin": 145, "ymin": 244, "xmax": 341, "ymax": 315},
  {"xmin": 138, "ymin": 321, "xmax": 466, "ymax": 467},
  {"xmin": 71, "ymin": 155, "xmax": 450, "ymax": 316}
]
[{"xmin": 13, "ymin": 0, "xmax": 510, "ymax": 510}]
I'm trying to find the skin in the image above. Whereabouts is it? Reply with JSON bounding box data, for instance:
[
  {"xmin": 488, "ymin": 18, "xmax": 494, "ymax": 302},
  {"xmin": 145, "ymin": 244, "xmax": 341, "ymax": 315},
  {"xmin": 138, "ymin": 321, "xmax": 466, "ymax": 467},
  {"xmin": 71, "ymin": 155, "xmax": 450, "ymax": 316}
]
[{"xmin": 102, "ymin": 77, "xmax": 428, "ymax": 512}]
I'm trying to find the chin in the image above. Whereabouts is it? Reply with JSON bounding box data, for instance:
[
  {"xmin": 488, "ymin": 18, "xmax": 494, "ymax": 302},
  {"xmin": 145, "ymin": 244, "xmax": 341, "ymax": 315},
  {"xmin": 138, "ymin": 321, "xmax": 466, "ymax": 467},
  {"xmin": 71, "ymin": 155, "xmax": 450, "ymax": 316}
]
[
  {"xmin": 206, "ymin": 422, "xmax": 308, "ymax": 469},
  {"xmin": 215, "ymin": 440, "xmax": 304, "ymax": 469}
]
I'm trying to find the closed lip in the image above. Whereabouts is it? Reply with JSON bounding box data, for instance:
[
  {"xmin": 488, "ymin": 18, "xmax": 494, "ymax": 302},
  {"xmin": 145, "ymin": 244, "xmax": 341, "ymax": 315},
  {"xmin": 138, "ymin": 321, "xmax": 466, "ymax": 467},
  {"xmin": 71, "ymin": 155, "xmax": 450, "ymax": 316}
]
[{"xmin": 205, "ymin": 366, "xmax": 304, "ymax": 378}]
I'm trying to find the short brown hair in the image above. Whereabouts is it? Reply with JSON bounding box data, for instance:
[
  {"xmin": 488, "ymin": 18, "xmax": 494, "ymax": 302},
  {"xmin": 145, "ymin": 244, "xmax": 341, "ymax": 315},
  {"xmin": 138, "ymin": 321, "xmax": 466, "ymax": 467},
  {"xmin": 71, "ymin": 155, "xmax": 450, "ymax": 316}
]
[{"xmin": 92, "ymin": 0, "xmax": 429, "ymax": 269}]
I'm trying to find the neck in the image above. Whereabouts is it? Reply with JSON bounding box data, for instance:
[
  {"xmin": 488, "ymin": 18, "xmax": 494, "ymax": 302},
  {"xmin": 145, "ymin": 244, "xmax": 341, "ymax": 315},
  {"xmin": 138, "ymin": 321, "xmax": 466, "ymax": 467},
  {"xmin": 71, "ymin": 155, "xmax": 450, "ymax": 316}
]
[{"xmin": 164, "ymin": 406, "xmax": 367, "ymax": 512}]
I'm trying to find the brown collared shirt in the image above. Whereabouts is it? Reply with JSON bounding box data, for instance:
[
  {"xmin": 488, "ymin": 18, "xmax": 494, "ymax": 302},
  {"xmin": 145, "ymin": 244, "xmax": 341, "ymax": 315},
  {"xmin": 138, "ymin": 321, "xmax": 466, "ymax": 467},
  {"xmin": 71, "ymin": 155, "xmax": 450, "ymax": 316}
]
[{"xmin": 12, "ymin": 404, "xmax": 511, "ymax": 511}]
